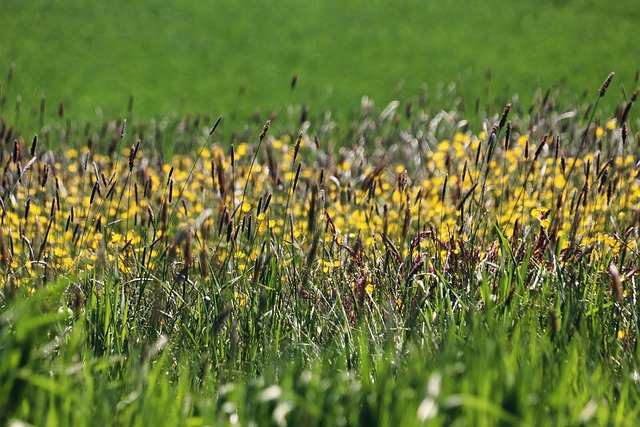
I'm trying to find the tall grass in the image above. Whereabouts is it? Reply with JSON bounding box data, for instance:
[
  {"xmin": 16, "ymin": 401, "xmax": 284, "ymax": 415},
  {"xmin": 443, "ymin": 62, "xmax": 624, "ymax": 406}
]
[{"xmin": 1, "ymin": 73, "xmax": 639, "ymax": 426}]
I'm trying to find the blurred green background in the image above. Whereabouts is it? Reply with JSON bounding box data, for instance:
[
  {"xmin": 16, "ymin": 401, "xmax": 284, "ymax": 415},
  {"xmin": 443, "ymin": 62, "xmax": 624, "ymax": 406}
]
[{"xmin": 1, "ymin": 0, "xmax": 639, "ymax": 127}]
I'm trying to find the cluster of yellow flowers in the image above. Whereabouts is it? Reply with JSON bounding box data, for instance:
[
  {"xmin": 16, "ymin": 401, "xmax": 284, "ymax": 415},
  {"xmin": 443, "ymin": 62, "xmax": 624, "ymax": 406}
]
[{"xmin": 0, "ymin": 116, "xmax": 637, "ymax": 301}]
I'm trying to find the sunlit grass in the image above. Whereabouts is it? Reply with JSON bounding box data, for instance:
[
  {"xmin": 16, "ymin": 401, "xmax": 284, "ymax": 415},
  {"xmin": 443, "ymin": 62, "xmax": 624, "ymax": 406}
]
[{"xmin": 1, "ymin": 75, "xmax": 639, "ymax": 425}]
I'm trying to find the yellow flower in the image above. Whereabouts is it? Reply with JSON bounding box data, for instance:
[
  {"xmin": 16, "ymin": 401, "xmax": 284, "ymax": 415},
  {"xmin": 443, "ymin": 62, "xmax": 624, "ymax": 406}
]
[
  {"xmin": 236, "ymin": 143, "xmax": 248, "ymax": 157},
  {"xmin": 64, "ymin": 149, "xmax": 79, "ymax": 159},
  {"xmin": 437, "ymin": 140, "xmax": 450, "ymax": 151}
]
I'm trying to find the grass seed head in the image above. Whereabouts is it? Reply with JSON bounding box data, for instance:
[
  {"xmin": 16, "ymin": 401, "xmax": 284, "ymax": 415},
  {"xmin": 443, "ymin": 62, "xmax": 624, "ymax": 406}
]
[
  {"xmin": 41, "ymin": 164, "xmax": 49, "ymax": 188},
  {"xmin": 30, "ymin": 134, "xmax": 37, "ymax": 157},
  {"xmin": 294, "ymin": 132, "xmax": 303, "ymax": 162},
  {"xmin": 260, "ymin": 120, "xmax": 271, "ymax": 141},
  {"xmin": 24, "ymin": 197, "xmax": 31, "ymax": 220},
  {"xmin": 147, "ymin": 205, "xmax": 155, "ymax": 228},
  {"xmin": 90, "ymin": 181, "xmax": 99, "ymax": 204},
  {"xmin": 209, "ymin": 115, "xmax": 223, "ymax": 136},
  {"xmin": 598, "ymin": 72, "xmax": 615, "ymax": 97},
  {"xmin": 498, "ymin": 103, "xmax": 512, "ymax": 132},
  {"xmin": 620, "ymin": 88, "xmax": 638, "ymax": 123},
  {"xmin": 533, "ymin": 134, "xmax": 547, "ymax": 162},
  {"xmin": 12, "ymin": 139, "xmax": 20, "ymax": 163},
  {"xmin": 129, "ymin": 140, "xmax": 140, "ymax": 171},
  {"xmin": 226, "ymin": 218, "xmax": 234, "ymax": 243}
]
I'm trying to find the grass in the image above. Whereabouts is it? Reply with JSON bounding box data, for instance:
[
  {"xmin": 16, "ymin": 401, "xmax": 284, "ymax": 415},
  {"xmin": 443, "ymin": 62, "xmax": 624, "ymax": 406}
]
[
  {"xmin": 1, "ymin": 69, "xmax": 639, "ymax": 425},
  {"xmin": 2, "ymin": 0, "xmax": 640, "ymax": 133}
]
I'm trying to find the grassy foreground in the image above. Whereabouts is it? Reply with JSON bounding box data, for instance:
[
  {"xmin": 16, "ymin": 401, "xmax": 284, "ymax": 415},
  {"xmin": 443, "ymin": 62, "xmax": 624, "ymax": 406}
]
[{"xmin": 1, "ymin": 74, "xmax": 640, "ymax": 425}]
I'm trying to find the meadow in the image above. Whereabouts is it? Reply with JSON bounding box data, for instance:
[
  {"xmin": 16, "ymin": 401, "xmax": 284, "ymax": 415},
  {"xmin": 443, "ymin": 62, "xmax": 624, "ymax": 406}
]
[
  {"xmin": 2, "ymin": 0, "xmax": 640, "ymax": 425},
  {"xmin": 1, "ymin": 68, "xmax": 639, "ymax": 425}
]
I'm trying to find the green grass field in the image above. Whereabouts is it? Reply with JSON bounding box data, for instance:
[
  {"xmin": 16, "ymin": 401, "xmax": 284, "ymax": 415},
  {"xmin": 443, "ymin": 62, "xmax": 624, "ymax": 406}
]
[
  {"xmin": 2, "ymin": 0, "xmax": 639, "ymax": 129},
  {"xmin": 2, "ymin": 1, "xmax": 640, "ymax": 426}
]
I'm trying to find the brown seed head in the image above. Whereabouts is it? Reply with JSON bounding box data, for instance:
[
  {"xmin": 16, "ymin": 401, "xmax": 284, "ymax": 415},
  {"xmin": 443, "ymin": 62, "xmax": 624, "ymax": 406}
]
[
  {"xmin": 620, "ymin": 88, "xmax": 638, "ymax": 123},
  {"xmin": 294, "ymin": 132, "xmax": 303, "ymax": 162},
  {"xmin": 30, "ymin": 135, "xmax": 37, "ymax": 157},
  {"xmin": 90, "ymin": 181, "xmax": 99, "ymax": 204},
  {"xmin": 499, "ymin": 103, "xmax": 512, "ymax": 131},
  {"xmin": 12, "ymin": 139, "xmax": 19, "ymax": 164},
  {"xmin": 147, "ymin": 205, "xmax": 155, "ymax": 228},
  {"xmin": 259, "ymin": 120, "xmax": 271, "ymax": 141},
  {"xmin": 41, "ymin": 164, "xmax": 49, "ymax": 188},
  {"xmin": 209, "ymin": 115, "xmax": 223, "ymax": 136},
  {"xmin": 533, "ymin": 134, "xmax": 547, "ymax": 162},
  {"xmin": 598, "ymin": 72, "xmax": 615, "ymax": 97},
  {"xmin": 25, "ymin": 198, "xmax": 31, "ymax": 220},
  {"xmin": 129, "ymin": 145, "xmax": 136, "ymax": 171}
]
